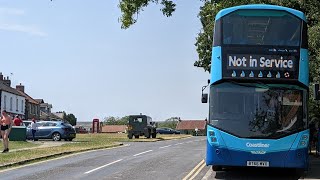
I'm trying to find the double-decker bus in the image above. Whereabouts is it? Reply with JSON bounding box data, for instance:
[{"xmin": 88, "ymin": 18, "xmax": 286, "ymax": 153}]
[{"xmin": 203, "ymin": 4, "xmax": 309, "ymax": 171}]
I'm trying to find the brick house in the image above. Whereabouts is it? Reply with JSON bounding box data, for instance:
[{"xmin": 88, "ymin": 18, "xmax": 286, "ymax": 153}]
[
  {"xmin": 16, "ymin": 83, "xmax": 40, "ymax": 120},
  {"xmin": 0, "ymin": 74, "xmax": 26, "ymax": 118},
  {"xmin": 176, "ymin": 120, "xmax": 207, "ymax": 136},
  {"xmin": 101, "ymin": 125, "xmax": 127, "ymax": 133}
]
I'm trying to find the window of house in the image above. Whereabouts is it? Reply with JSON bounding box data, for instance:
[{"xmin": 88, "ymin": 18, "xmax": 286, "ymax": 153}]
[
  {"xmin": 3, "ymin": 95, "xmax": 6, "ymax": 110},
  {"xmin": 10, "ymin": 97, "xmax": 13, "ymax": 111},
  {"xmin": 16, "ymin": 98, "xmax": 19, "ymax": 112},
  {"xmin": 21, "ymin": 100, "xmax": 24, "ymax": 112}
]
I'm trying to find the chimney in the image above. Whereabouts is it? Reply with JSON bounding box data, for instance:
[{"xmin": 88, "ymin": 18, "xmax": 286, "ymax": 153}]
[
  {"xmin": 0, "ymin": 73, "xmax": 3, "ymax": 81},
  {"xmin": 16, "ymin": 83, "xmax": 25, "ymax": 93},
  {"xmin": 3, "ymin": 76, "xmax": 11, "ymax": 87}
]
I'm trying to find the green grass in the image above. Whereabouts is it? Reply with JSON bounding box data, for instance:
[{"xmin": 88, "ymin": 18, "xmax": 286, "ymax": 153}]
[{"xmin": 0, "ymin": 133, "xmax": 191, "ymax": 167}]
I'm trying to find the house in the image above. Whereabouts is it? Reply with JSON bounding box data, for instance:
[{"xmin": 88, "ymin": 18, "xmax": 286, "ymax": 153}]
[
  {"xmin": 0, "ymin": 73, "xmax": 26, "ymax": 118},
  {"xmin": 176, "ymin": 120, "xmax": 207, "ymax": 136},
  {"xmin": 101, "ymin": 125, "xmax": 127, "ymax": 133},
  {"xmin": 35, "ymin": 99, "xmax": 59, "ymax": 120},
  {"xmin": 16, "ymin": 83, "xmax": 40, "ymax": 120}
]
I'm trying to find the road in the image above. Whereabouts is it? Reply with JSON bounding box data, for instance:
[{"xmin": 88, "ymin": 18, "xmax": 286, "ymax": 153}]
[{"xmin": 0, "ymin": 136, "xmax": 320, "ymax": 180}]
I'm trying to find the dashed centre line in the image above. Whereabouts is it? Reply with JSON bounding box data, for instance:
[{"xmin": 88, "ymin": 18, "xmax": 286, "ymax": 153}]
[
  {"xmin": 159, "ymin": 145, "xmax": 172, "ymax": 149},
  {"xmin": 84, "ymin": 159, "xmax": 123, "ymax": 174},
  {"xmin": 133, "ymin": 150, "xmax": 153, "ymax": 157}
]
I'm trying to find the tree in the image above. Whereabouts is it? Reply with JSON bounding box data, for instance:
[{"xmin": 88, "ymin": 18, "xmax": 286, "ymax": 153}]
[
  {"xmin": 65, "ymin": 113, "xmax": 77, "ymax": 126},
  {"xmin": 104, "ymin": 116, "xmax": 129, "ymax": 125},
  {"xmin": 118, "ymin": 0, "xmax": 320, "ymax": 121},
  {"xmin": 118, "ymin": 0, "xmax": 176, "ymax": 29},
  {"xmin": 157, "ymin": 117, "xmax": 180, "ymax": 129}
]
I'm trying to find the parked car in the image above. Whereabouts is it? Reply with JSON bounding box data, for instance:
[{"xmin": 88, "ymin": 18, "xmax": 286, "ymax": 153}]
[
  {"xmin": 74, "ymin": 125, "xmax": 88, "ymax": 134},
  {"xmin": 156, "ymin": 128, "xmax": 180, "ymax": 134},
  {"xmin": 26, "ymin": 121, "xmax": 76, "ymax": 141},
  {"xmin": 22, "ymin": 120, "xmax": 33, "ymax": 127}
]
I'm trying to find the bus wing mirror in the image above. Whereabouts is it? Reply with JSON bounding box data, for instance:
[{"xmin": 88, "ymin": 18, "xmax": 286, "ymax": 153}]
[
  {"xmin": 202, "ymin": 93, "xmax": 208, "ymax": 103},
  {"xmin": 314, "ymin": 84, "xmax": 320, "ymax": 100}
]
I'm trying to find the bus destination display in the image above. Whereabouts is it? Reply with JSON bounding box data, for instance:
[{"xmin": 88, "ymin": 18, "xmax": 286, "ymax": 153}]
[{"xmin": 222, "ymin": 54, "xmax": 299, "ymax": 80}]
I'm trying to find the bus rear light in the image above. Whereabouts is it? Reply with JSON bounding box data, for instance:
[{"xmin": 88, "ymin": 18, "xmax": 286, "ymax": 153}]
[
  {"xmin": 298, "ymin": 134, "xmax": 309, "ymax": 148},
  {"xmin": 302, "ymin": 135, "xmax": 308, "ymax": 141},
  {"xmin": 299, "ymin": 141, "xmax": 306, "ymax": 147},
  {"xmin": 209, "ymin": 131, "xmax": 215, "ymax": 136},
  {"xmin": 211, "ymin": 137, "xmax": 217, "ymax": 142}
]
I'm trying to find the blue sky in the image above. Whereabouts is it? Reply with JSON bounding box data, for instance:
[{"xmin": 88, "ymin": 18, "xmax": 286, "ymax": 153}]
[{"xmin": 0, "ymin": 0, "xmax": 209, "ymax": 122}]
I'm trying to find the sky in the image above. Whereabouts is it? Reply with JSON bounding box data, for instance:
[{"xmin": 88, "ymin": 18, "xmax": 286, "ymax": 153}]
[{"xmin": 0, "ymin": 0, "xmax": 209, "ymax": 122}]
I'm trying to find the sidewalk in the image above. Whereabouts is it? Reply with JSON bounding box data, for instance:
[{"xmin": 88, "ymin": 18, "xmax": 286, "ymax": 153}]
[{"xmin": 10, "ymin": 141, "xmax": 71, "ymax": 153}]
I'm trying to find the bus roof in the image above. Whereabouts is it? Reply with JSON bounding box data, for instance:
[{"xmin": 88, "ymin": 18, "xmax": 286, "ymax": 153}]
[{"xmin": 215, "ymin": 4, "xmax": 306, "ymax": 22}]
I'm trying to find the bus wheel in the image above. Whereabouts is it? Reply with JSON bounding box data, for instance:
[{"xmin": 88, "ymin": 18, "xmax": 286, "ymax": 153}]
[{"xmin": 212, "ymin": 166, "xmax": 222, "ymax": 171}]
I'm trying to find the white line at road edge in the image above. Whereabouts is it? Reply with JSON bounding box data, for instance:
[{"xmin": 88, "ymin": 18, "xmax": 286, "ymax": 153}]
[
  {"xmin": 84, "ymin": 159, "xmax": 123, "ymax": 174},
  {"xmin": 159, "ymin": 145, "xmax": 172, "ymax": 149},
  {"xmin": 133, "ymin": 150, "xmax": 153, "ymax": 157}
]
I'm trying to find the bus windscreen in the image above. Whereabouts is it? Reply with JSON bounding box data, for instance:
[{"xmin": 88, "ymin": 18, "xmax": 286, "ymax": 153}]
[{"xmin": 222, "ymin": 10, "xmax": 301, "ymax": 46}]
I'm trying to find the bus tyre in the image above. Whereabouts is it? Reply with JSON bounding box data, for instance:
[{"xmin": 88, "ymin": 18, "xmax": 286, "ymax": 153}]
[
  {"xmin": 128, "ymin": 134, "xmax": 133, "ymax": 139},
  {"xmin": 212, "ymin": 166, "xmax": 222, "ymax": 171},
  {"xmin": 295, "ymin": 168, "xmax": 306, "ymax": 176},
  {"xmin": 135, "ymin": 135, "xmax": 139, "ymax": 139}
]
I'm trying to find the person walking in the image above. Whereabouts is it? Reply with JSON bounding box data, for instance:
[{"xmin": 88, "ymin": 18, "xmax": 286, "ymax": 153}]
[
  {"xmin": 30, "ymin": 118, "xmax": 38, "ymax": 141},
  {"xmin": 1, "ymin": 110, "xmax": 13, "ymax": 153}
]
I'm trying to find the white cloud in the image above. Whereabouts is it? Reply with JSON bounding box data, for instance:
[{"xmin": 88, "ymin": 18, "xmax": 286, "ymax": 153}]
[
  {"xmin": 0, "ymin": 23, "xmax": 47, "ymax": 37},
  {"xmin": 0, "ymin": 7, "xmax": 25, "ymax": 15}
]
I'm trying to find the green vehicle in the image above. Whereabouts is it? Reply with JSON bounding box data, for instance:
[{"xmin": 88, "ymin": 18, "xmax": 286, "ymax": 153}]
[{"xmin": 127, "ymin": 115, "xmax": 157, "ymax": 139}]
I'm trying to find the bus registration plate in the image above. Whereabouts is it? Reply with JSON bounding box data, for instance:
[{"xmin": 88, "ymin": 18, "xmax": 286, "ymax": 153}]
[{"xmin": 247, "ymin": 161, "xmax": 269, "ymax": 167}]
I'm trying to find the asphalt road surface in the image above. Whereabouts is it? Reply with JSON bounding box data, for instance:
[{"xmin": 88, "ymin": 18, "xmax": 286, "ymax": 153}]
[{"xmin": 0, "ymin": 137, "xmax": 320, "ymax": 180}]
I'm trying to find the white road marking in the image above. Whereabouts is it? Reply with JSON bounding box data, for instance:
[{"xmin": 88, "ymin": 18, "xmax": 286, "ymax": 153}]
[
  {"xmin": 201, "ymin": 169, "xmax": 213, "ymax": 180},
  {"xmin": 84, "ymin": 159, "xmax": 123, "ymax": 174},
  {"xmin": 133, "ymin": 150, "xmax": 153, "ymax": 157},
  {"xmin": 174, "ymin": 143, "xmax": 184, "ymax": 146},
  {"xmin": 159, "ymin": 145, "xmax": 172, "ymax": 149}
]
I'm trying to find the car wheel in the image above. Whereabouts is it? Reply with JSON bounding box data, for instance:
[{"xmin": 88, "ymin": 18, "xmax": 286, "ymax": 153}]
[
  {"xmin": 52, "ymin": 132, "xmax": 61, "ymax": 141},
  {"xmin": 68, "ymin": 138, "xmax": 73, "ymax": 141},
  {"xmin": 64, "ymin": 139, "xmax": 69, "ymax": 141},
  {"xmin": 128, "ymin": 134, "xmax": 133, "ymax": 139},
  {"xmin": 134, "ymin": 135, "xmax": 139, "ymax": 139}
]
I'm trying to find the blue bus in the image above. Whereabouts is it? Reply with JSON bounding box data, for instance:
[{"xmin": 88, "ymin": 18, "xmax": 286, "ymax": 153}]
[{"xmin": 202, "ymin": 4, "xmax": 309, "ymax": 171}]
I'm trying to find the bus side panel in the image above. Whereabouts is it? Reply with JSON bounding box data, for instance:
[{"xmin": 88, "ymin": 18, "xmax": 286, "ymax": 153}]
[
  {"xmin": 211, "ymin": 46, "xmax": 222, "ymax": 84},
  {"xmin": 298, "ymin": 48, "xmax": 309, "ymax": 86}
]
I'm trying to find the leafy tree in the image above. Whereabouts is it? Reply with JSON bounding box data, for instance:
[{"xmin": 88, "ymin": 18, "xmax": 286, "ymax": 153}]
[
  {"xmin": 118, "ymin": 0, "xmax": 176, "ymax": 29},
  {"xmin": 157, "ymin": 117, "xmax": 180, "ymax": 129},
  {"xmin": 118, "ymin": 0, "xmax": 320, "ymax": 121},
  {"xmin": 65, "ymin": 113, "xmax": 77, "ymax": 126},
  {"xmin": 104, "ymin": 116, "xmax": 129, "ymax": 125}
]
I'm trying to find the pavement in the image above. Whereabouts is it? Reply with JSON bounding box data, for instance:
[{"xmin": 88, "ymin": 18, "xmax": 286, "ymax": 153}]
[{"xmin": 0, "ymin": 137, "xmax": 320, "ymax": 180}]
